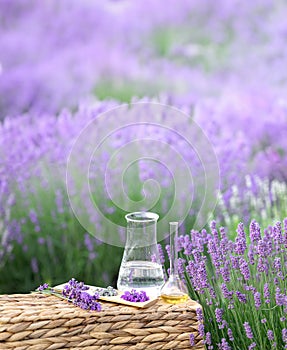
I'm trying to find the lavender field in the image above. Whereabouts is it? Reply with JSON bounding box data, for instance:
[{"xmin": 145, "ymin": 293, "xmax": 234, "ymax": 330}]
[{"xmin": 0, "ymin": 1, "xmax": 287, "ymax": 348}]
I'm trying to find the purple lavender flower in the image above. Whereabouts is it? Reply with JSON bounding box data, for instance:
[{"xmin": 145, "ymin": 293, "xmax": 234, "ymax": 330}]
[
  {"xmin": 29, "ymin": 209, "xmax": 38, "ymax": 225},
  {"xmin": 219, "ymin": 320, "xmax": 228, "ymax": 330},
  {"xmin": 191, "ymin": 228, "xmax": 208, "ymax": 252},
  {"xmin": 121, "ymin": 289, "xmax": 149, "ymax": 302},
  {"xmin": 219, "ymin": 227, "xmax": 229, "ymax": 254},
  {"xmin": 187, "ymin": 258, "xmax": 208, "ymax": 293},
  {"xmin": 37, "ymin": 237, "xmax": 45, "ymax": 245},
  {"xmin": 220, "ymin": 338, "xmax": 231, "ymax": 350},
  {"xmin": 244, "ymin": 285, "xmax": 256, "ymax": 293},
  {"xmin": 248, "ymin": 245, "xmax": 255, "ymax": 265},
  {"xmin": 273, "ymin": 221, "xmax": 283, "ymax": 245},
  {"xmin": 88, "ymin": 252, "xmax": 97, "ymax": 261},
  {"xmin": 206, "ymin": 299, "xmax": 213, "ymax": 306},
  {"xmin": 283, "ymin": 218, "xmax": 287, "ymax": 247},
  {"xmin": 196, "ymin": 307, "xmax": 204, "ymax": 322},
  {"xmin": 165, "ymin": 244, "xmax": 171, "ymax": 260},
  {"xmin": 230, "ymin": 256, "xmax": 240, "ymax": 270},
  {"xmin": 211, "ymin": 223, "xmax": 220, "ymax": 249},
  {"xmin": 250, "ymin": 220, "xmax": 261, "ymax": 243},
  {"xmin": 248, "ymin": 342, "xmax": 257, "ymax": 349},
  {"xmin": 239, "ymin": 257, "xmax": 250, "ymax": 280},
  {"xmin": 210, "ymin": 221, "xmax": 217, "ymax": 231},
  {"xmin": 282, "ymin": 328, "xmax": 287, "ymax": 343},
  {"xmin": 209, "ymin": 287, "xmax": 216, "ymax": 299},
  {"xmin": 84, "ymin": 233, "xmax": 94, "ymax": 252},
  {"xmin": 63, "ymin": 279, "xmax": 99, "ymax": 308},
  {"xmin": 177, "ymin": 257, "xmax": 186, "ymax": 276},
  {"xmin": 257, "ymin": 239, "xmax": 268, "ymax": 258},
  {"xmin": 275, "ymin": 287, "xmax": 285, "ymax": 306},
  {"xmin": 37, "ymin": 283, "xmax": 49, "ymax": 291},
  {"xmin": 207, "ymin": 239, "xmax": 221, "ymax": 270},
  {"xmin": 181, "ymin": 234, "xmax": 193, "ymax": 255},
  {"xmin": 215, "ymin": 308, "xmax": 224, "ymax": 324},
  {"xmin": 192, "ymin": 249, "xmax": 202, "ymax": 264},
  {"xmin": 186, "ymin": 260, "xmax": 196, "ymax": 278},
  {"xmin": 257, "ymin": 256, "xmax": 268, "ymax": 274},
  {"xmin": 273, "ymin": 257, "xmax": 281, "ymax": 272},
  {"xmin": 244, "ymin": 322, "xmax": 254, "ymax": 339},
  {"xmin": 157, "ymin": 243, "xmax": 165, "ymax": 265},
  {"xmin": 189, "ymin": 333, "xmax": 195, "ymax": 346},
  {"xmin": 205, "ymin": 332, "xmax": 212, "ymax": 345},
  {"xmin": 254, "ymin": 291, "xmax": 261, "ymax": 310},
  {"xmin": 221, "ymin": 284, "xmax": 233, "ymax": 300},
  {"xmin": 219, "ymin": 226, "xmax": 227, "ymax": 241},
  {"xmin": 31, "ymin": 257, "xmax": 39, "ymax": 274},
  {"xmin": 228, "ymin": 302, "xmax": 235, "ymax": 310},
  {"xmin": 264, "ymin": 283, "xmax": 270, "ymax": 301},
  {"xmin": 220, "ymin": 262, "xmax": 231, "ymax": 283},
  {"xmin": 236, "ymin": 291, "xmax": 247, "ymax": 304},
  {"xmin": 73, "ymin": 291, "xmax": 101, "ymax": 311},
  {"xmin": 267, "ymin": 330, "xmax": 274, "ymax": 341},
  {"xmin": 263, "ymin": 235, "xmax": 273, "ymax": 257},
  {"xmin": 198, "ymin": 323, "xmax": 205, "ymax": 337},
  {"xmin": 227, "ymin": 328, "xmax": 234, "ymax": 341},
  {"xmin": 235, "ymin": 223, "xmax": 247, "ymax": 255}
]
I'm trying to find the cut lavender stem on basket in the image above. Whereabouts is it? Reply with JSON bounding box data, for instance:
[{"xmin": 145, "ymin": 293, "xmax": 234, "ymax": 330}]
[{"xmin": 36, "ymin": 278, "xmax": 101, "ymax": 311}]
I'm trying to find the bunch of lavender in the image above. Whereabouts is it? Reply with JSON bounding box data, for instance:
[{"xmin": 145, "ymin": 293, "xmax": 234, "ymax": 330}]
[
  {"xmin": 169, "ymin": 219, "xmax": 287, "ymax": 349},
  {"xmin": 121, "ymin": 289, "xmax": 149, "ymax": 303},
  {"xmin": 37, "ymin": 278, "xmax": 101, "ymax": 311}
]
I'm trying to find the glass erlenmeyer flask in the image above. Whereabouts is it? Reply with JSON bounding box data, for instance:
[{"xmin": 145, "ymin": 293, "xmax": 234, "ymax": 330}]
[
  {"xmin": 160, "ymin": 221, "xmax": 189, "ymax": 303},
  {"xmin": 117, "ymin": 212, "xmax": 164, "ymax": 298}
]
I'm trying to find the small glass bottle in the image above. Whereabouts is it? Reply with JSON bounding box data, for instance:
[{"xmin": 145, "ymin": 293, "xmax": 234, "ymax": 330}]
[
  {"xmin": 117, "ymin": 212, "xmax": 164, "ymax": 298},
  {"xmin": 160, "ymin": 221, "xmax": 189, "ymax": 304}
]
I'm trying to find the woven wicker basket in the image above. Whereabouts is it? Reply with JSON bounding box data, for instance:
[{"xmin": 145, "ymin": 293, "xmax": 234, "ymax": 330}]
[{"xmin": 0, "ymin": 293, "xmax": 204, "ymax": 350}]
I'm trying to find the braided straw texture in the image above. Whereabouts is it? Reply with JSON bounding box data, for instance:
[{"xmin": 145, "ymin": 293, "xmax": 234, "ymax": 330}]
[{"xmin": 0, "ymin": 293, "xmax": 204, "ymax": 350}]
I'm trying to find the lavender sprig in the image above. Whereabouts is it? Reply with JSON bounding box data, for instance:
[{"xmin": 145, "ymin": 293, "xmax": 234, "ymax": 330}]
[
  {"xmin": 37, "ymin": 283, "xmax": 49, "ymax": 291},
  {"xmin": 36, "ymin": 278, "xmax": 101, "ymax": 311}
]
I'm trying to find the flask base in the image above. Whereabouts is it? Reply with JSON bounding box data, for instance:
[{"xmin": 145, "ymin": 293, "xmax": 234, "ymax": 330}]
[{"xmin": 161, "ymin": 293, "xmax": 189, "ymax": 304}]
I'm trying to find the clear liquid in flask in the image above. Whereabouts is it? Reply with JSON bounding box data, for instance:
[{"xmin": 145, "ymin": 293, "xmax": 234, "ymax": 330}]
[{"xmin": 117, "ymin": 260, "xmax": 164, "ymax": 298}]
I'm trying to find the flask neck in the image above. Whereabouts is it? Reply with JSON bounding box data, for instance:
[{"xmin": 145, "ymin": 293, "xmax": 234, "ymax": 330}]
[{"xmin": 169, "ymin": 222, "xmax": 179, "ymax": 276}]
